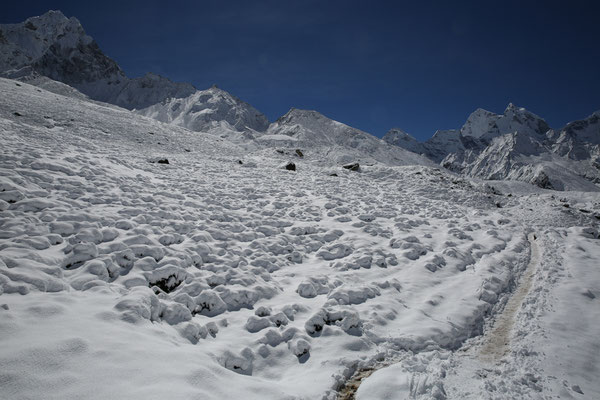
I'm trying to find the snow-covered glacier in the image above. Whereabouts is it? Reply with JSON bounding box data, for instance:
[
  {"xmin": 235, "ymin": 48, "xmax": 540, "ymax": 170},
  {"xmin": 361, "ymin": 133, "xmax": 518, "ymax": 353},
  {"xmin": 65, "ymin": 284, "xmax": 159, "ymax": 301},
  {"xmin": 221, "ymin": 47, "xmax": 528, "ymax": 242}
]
[
  {"xmin": 2, "ymin": 77, "xmax": 599, "ymax": 400},
  {"xmin": 1, "ymin": 9, "xmax": 600, "ymax": 400}
]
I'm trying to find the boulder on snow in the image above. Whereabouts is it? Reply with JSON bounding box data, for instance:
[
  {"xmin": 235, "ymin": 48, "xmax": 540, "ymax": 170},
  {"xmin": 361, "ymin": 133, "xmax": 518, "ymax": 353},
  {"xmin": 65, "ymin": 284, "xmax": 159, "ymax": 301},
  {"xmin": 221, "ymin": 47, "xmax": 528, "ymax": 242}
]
[
  {"xmin": 343, "ymin": 162, "xmax": 360, "ymax": 171},
  {"xmin": 284, "ymin": 162, "xmax": 296, "ymax": 171},
  {"xmin": 157, "ymin": 159, "xmax": 170, "ymax": 164}
]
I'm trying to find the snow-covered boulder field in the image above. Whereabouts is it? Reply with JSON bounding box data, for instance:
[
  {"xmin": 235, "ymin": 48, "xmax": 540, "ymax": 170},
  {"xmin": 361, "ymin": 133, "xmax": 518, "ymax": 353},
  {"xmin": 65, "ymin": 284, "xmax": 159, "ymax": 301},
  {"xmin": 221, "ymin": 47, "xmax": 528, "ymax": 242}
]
[{"xmin": 1, "ymin": 78, "xmax": 599, "ymax": 399}]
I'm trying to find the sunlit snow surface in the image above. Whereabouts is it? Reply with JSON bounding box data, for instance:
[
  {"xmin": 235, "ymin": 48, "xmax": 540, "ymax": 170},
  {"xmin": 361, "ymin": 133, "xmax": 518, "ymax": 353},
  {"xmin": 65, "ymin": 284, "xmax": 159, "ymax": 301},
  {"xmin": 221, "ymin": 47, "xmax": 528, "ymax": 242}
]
[{"xmin": 1, "ymin": 78, "xmax": 599, "ymax": 399}]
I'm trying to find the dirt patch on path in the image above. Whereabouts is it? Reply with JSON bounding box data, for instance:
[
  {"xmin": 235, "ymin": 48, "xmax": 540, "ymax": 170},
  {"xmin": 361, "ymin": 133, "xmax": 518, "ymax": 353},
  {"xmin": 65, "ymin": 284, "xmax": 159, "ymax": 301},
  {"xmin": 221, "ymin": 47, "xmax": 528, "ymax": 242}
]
[
  {"xmin": 337, "ymin": 368, "xmax": 378, "ymax": 400},
  {"xmin": 479, "ymin": 233, "xmax": 540, "ymax": 361}
]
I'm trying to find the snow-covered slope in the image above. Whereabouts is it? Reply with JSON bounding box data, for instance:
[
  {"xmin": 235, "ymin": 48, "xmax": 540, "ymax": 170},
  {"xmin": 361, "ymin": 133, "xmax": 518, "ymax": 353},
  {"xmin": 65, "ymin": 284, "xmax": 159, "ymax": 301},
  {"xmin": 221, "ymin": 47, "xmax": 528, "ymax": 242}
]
[
  {"xmin": 0, "ymin": 10, "xmax": 195, "ymax": 109},
  {"xmin": 261, "ymin": 108, "xmax": 433, "ymax": 166},
  {"xmin": 2, "ymin": 77, "xmax": 599, "ymax": 400},
  {"xmin": 382, "ymin": 128, "xmax": 425, "ymax": 155},
  {"xmin": 136, "ymin": 85, "xmax": 270, "ymax": 136},
  {"xmin": 2, "ymin": 66, "xmax": 90, "ymax": 100}
]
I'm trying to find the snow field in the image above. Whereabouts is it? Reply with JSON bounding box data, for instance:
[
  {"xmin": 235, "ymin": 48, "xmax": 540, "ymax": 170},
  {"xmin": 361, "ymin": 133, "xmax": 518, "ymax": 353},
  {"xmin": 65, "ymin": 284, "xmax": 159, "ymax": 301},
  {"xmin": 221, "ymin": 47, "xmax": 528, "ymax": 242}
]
[{"xmin": 1, "ymin": 79, "xmax": 599, "ymax": 399}]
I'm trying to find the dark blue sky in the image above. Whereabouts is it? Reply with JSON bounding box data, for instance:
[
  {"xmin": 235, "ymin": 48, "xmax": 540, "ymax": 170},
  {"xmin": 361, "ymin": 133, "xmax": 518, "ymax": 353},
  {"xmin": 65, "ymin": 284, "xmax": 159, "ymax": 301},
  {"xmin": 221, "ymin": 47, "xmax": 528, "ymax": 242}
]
[{"xmin": 4, "ymin": 1, "xmax": 600, "ymax": 140}]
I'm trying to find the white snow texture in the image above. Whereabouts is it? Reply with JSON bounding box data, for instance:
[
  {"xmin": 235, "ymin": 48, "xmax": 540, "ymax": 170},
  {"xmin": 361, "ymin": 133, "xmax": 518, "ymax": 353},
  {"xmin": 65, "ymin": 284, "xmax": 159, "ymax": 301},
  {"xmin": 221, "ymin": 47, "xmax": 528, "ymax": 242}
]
[{"xmin": 1, "ymin": 10, "xmax": 600, "ymax": 400}]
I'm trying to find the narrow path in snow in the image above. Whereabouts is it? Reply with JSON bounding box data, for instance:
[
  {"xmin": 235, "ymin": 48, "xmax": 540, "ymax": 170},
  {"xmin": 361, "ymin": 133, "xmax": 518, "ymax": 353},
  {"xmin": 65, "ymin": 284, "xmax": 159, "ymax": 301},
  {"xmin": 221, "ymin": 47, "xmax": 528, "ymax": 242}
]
[
  {"xmin": 479, "ymin": 232, "xmax": 540, "ymax": 361},
  {"xmin": 337, "ymin": 367, "xmax": 379, "ymax": 400},
  {"xmin": 337, "ymin": 233, "xmax": 539, "ymax": 399}
]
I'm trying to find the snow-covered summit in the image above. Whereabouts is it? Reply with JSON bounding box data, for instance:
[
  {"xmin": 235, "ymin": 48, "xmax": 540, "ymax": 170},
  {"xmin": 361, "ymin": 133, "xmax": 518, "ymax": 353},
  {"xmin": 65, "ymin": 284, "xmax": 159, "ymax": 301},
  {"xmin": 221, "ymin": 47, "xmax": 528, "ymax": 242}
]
[
  {"xmin": 0, "ymin": 11, "xmax": 88, "ymax": 62},
  {"xmin": 262, "ymin": 108, "xmax": 432, "ymax": 166},
  {"xmin": 0, "ymin": 10, "xmax": 195, "ymax": 109},
  {"xmin": 0, "ymin": 10, "xmax": 121, "ymax": 84},
  {"xmin": 136, "ymin": 86, "xmax": 270, "ymax": 134},
  {"xmin": 461, "ymin": 103, "xmax": 550, "ymax": 142}
]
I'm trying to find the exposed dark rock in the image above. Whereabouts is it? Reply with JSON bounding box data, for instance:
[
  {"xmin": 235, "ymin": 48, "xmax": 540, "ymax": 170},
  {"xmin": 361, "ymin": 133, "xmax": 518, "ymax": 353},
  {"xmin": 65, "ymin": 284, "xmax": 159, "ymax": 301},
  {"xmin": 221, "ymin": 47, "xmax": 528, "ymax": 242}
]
[
  {"xmin": 157, "ymin": 159, "xmax": 169, "ymax": 164},
  {"xmin": 531, "ymin": 171, "xmax": 553, "ymax": 190},
  {"xmin": 486, "ymin": 185, "xmax": 502, "ymax": 195},
  {"xmin": 13, "ymin": 112, "xmax": 22, "ymax": 116},
  {"xmin": 285, "ymin": 162, "xmax": 296, "ymax": 171},
  {"xmin": 237, "ymin": 160, "xmax": 243, "ymax": 164},
  {"xmin": 295, "ymin": 149, "xmax": 304, "ymax": 157},
  {"xmin": 149, "ymin": 275, "xmax": 182, "ymax": 294},
  {"xmin": 343, "ymin": 163, "xmax": 360, "ymax": 171}
]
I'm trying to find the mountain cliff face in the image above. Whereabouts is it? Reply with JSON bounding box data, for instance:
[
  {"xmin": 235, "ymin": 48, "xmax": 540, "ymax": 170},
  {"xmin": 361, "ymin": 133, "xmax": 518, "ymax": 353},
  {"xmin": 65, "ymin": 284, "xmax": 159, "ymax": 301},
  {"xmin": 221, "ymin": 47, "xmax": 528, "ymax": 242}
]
[
  {"xmin": 0, "ymin": 10, "xmax": 114, "ymax": 80},
  {"xmin": 0, "ymin": 10, "xmax": 194, "ymax": 109},
  {"xmin": 424, "ymin": 129, "xmax": 464, "ymax": 162}
]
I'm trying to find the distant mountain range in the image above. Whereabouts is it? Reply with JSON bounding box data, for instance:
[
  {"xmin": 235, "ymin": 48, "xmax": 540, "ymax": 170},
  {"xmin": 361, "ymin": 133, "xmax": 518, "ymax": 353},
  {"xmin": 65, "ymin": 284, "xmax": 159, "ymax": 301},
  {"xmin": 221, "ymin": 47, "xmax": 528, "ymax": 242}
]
[
  {"xmin": 384, "ymin": 104, "xmax": 600, "ymax": 191},
  {"xmin": 1, "ymin": 10, "xmax": 598, "ymax": 191}
]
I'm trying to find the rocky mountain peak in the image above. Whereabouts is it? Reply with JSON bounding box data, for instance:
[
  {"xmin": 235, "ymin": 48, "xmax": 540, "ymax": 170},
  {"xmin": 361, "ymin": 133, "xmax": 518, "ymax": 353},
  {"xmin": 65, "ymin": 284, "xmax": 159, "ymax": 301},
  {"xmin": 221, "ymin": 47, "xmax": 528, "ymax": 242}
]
[
  {"xmin": 504, "ymin": 102, "xmax": 520, "ymax": 113},
  {"xmin": 30, "ymin": 9, "xmax": 68, "ymax": 23},
  {"xmin": 0, "ymin": 10, "xmax": 194, "ymax": 110},
  {"xmin": 275, "ymin": 108, "xmax": 327, "ymax": 126},
  {"xmin": 384, "ymin": 128, "xmax": 416, "ymax": 140},
  {"xmin": 460, "ymin": 108, "xmax": 501, "ymax": 139},
  {"xmin": 460, "ymin": 103, "xmax": 550, "ymax": 141},
  {"xmin": 136, "ymin": 85, "xmax": 270, "ymax": 133},
  {"xmin": 23, "ymin": 10, "xmax": 81, "ymax": 36}
]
